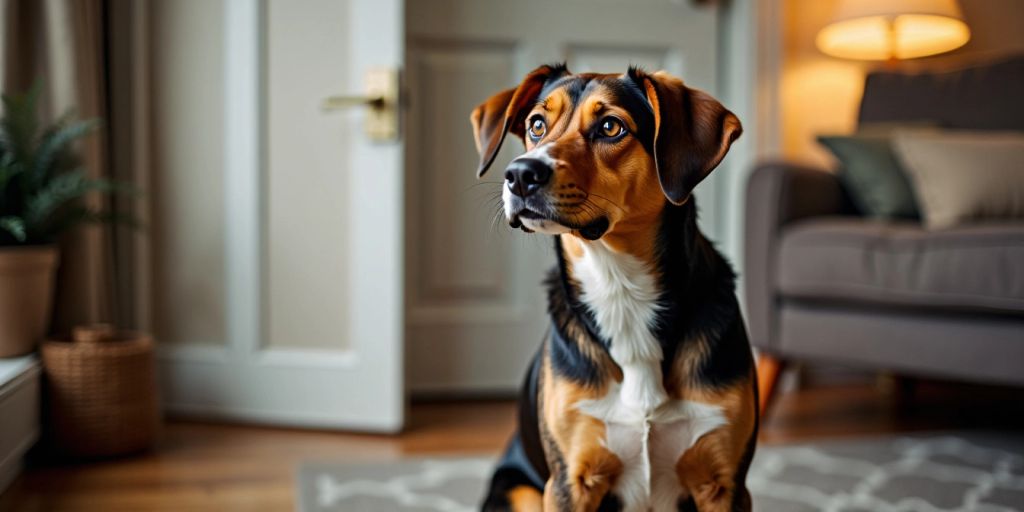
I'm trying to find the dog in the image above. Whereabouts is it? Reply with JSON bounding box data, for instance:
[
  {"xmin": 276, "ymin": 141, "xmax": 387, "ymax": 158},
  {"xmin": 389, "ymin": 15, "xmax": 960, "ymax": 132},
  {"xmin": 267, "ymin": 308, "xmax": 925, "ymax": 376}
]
[{"xmin": 470, "ymin": 64, "xmax": 758, "ymax": 512}]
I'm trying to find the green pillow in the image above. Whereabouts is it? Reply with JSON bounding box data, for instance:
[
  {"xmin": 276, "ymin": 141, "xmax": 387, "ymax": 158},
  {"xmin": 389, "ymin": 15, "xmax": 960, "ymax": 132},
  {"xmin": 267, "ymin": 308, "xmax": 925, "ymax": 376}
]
[{"xmin": 817, "ymin": 135, "xmax": 920, "ymax": 219}]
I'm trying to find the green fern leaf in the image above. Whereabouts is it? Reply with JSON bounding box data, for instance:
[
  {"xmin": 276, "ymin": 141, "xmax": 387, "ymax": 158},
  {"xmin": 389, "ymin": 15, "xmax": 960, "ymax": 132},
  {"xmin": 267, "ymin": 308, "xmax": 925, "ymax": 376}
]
[
  {"xmin": 23, "ymin": 170, "xmax": 134, "ymax": 233},
  {"xmin": 30, "ymin": 118, "xmax": 99, "ymax": 187},
  {"xmin": 0, "ymin": 83, "xmax": 42, "ymax": 163},
  {"xmin": 0, "ymin": 158, "xmax": 20, "ymax": 189},
  {"xmin": 2, "ymin": 80, "xmax": 140, "ymax": 246},
  {"xmin": 23, "ymin": 169, "xmax": 91, "ymax": 226},
  {"xmin": 0, "ymin": 216, "xmax": 26, "ymax": 242}
]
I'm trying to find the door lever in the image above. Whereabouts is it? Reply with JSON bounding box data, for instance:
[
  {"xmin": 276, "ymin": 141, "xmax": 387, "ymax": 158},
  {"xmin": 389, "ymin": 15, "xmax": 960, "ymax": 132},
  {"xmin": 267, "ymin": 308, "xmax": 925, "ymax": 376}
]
[
  {"xmin": 321, "ymin": 95, "xmax": 386, "ymax": 110},
  {"xmin": 321, "ymin": 67, "xmax": 399, "ymax": 142}
]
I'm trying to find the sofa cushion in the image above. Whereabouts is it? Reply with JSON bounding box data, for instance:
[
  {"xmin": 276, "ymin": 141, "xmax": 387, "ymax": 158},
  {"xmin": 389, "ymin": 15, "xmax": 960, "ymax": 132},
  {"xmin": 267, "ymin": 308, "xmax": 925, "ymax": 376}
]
[{"xmin": 777, "ymin": 219, "xmax": 1024, "ymax": 315}]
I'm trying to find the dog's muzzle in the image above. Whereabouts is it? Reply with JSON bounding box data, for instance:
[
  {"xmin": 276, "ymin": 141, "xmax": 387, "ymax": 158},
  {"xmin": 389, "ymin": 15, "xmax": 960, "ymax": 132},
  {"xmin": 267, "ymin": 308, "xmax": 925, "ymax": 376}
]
[{"xmin": 502, "ymin": 158, "xmax": 611, "ymax": 241}]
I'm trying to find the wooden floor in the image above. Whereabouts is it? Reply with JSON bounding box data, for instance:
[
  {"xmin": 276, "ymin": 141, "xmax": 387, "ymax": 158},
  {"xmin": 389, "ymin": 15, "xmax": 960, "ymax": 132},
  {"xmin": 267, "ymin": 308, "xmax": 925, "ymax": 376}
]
[{"xmin": 2, "ymin": 380, "xmax": 1021, "ymax": 511}]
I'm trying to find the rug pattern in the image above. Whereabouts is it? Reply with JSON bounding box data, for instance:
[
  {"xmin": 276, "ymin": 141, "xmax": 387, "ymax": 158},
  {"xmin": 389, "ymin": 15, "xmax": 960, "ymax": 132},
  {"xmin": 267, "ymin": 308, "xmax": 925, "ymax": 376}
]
[{"xmin": 298, "ymin": 434, "xmax": 1024, "ymax": 511}]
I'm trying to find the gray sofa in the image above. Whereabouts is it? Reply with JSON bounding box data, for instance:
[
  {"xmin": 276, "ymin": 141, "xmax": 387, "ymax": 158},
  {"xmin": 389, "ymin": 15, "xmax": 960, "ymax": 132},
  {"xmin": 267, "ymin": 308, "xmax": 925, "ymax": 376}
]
[{"xmin": 744, "ymin": 56, "xmax": 1024, "ymax": 408}]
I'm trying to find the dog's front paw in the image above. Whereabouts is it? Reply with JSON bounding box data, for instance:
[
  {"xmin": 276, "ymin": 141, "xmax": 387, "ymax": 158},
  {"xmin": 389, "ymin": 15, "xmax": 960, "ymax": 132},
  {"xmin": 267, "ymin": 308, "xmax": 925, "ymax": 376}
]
[{"xmin": 567, "ymin": 447, "xmax": 623, "ymax": 511}]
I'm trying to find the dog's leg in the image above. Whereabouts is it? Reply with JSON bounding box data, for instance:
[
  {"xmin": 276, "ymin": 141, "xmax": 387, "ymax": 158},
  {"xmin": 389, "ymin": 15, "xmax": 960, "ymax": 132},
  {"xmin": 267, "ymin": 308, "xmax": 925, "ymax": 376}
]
[
  {"xmin": 675, "ymin": 380, "xmax": 757, "ymax": 512},
  {"xmin": 483, "ymin": 471, "xmax": 543, "ymax": 511},
  {"xmin": 539, "ymin": 445, "xmax": 621, "ymax": 512},
  {"xmin": 483, "ymin": 484, "xmax": 541, "ymax": 512},
  {"xmin": 676, "ymin": 430, "xmax": 737, "ymax": 512},
  {"xmin": 676, "ymin": 424, "xmax": 758, "ymax": 512},
  {"xmin": 567, "ymin": 444, "xmax": 622, "ymax": 511},
  {"xmin": 732, "ymin": 487, "xmax": 753, "ymax": 512},
  {"xmin": 483, "ymin": 435, "xmax": 545, "ymax": 511},
  {"xmin": 543, "ymin": 478, "xmax": 559, "ymax": 510}
]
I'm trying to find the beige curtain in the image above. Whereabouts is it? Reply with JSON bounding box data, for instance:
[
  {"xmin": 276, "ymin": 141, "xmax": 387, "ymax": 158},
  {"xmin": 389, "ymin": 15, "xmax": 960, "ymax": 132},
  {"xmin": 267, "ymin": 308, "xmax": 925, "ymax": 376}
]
[{"xmin": 2, "ymin": 0, "xmax": 114, "ymax": 332}]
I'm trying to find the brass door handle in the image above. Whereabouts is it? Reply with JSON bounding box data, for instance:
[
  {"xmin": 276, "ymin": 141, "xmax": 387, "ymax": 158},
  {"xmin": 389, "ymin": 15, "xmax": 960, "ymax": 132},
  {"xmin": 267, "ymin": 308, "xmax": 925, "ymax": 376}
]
[
  {"xmin": 321, "ymin": 95, "xmax": 386, "ymax": 110},
  {"xmin": 322, "ymin": 68, "xmax": 399, "ymax": 142}
]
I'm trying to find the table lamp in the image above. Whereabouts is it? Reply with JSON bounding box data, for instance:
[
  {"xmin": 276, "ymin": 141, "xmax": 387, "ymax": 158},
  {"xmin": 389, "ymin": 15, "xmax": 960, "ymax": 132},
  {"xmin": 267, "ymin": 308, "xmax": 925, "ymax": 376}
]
[{"xmin": 816, "ymin": 0, "xmax": 970, "ymax": 62}]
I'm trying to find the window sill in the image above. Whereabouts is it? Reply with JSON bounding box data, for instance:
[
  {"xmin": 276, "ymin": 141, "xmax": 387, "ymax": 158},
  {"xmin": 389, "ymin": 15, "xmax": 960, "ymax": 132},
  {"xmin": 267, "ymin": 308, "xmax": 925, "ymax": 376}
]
[{"xmin": 0, "ymin": 354, "xmax": 41, "ymax": 496}]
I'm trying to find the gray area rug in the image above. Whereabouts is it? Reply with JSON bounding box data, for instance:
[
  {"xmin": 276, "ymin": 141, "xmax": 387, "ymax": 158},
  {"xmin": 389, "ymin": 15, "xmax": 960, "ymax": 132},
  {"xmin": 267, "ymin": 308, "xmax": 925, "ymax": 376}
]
[{"xmin": 297, "ymin": 433, "xmax": 1024, "ymax": 511}]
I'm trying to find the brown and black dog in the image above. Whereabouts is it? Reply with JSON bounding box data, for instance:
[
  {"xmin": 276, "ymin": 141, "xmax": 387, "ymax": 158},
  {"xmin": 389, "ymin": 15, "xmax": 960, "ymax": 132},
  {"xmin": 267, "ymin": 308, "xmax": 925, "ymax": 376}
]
[{"xmin": 471, "ymin": 64, "xmax": 757, "ymax": 512}]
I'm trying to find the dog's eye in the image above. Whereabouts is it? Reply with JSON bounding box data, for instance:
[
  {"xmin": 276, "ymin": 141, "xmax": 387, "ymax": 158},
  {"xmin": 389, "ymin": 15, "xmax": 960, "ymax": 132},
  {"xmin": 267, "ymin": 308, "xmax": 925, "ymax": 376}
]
[
  {"xmin": 528, "ymin": 116, "xmax": 546, "ymax": 140},
  {"xmin": 599, "ymin": 118, "xmax": 624, "ymax": 139}
]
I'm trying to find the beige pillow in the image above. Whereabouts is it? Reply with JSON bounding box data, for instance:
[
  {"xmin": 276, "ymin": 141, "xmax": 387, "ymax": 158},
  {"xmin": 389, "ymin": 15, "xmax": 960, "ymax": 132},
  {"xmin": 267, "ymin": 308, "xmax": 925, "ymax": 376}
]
[{"xmin": 892, "ymin": 131, "xmax": 1024, "ymax": 229}]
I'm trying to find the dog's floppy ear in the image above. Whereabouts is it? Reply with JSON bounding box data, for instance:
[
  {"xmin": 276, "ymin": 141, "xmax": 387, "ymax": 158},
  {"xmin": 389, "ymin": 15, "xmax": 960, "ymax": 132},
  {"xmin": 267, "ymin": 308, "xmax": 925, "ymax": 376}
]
[
  {"xmin": 640, "ymin": 71, "xmax": 742, "ymax": 204},
  {"xmin": 470, "ymin": 64, "xmax": 563, "ymax": 177}
]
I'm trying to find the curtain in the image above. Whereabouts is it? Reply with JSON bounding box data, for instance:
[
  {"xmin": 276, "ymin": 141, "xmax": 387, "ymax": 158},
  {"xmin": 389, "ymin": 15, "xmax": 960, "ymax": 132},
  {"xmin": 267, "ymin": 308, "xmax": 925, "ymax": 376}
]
[{"xmin": 2, "ymin": 0, "xmax": 114, "ymax": 332}]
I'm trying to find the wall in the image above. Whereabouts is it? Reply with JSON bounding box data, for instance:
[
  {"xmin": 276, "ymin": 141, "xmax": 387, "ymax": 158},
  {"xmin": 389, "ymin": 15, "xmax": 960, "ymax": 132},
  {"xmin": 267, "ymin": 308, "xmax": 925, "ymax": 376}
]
[{"xmin": 780, "ymin": 0, "xmax": 1024, "ymax": 166}]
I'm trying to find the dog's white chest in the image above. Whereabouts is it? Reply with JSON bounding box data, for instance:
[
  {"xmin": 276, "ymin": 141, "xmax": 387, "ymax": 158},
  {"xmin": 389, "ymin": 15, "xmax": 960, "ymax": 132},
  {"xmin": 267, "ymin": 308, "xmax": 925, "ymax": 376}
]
[
  {"xmin": 578, "ymin": 385, "xmax": 727, "ymax": 511},
  {"xmin": 573, "ymin": 241, "xmax": 668, "ymax": 411},
  {"xmin": 573, "ymin": 241, "xmax": 728, "ymax": 510}
]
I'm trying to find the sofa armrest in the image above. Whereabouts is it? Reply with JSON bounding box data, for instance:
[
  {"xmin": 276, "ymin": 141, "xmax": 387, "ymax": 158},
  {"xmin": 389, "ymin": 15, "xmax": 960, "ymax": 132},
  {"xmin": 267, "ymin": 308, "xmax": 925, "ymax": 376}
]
[{"xmin": 744, "ymin": 161, "xmax": 847, "ymax": 352}]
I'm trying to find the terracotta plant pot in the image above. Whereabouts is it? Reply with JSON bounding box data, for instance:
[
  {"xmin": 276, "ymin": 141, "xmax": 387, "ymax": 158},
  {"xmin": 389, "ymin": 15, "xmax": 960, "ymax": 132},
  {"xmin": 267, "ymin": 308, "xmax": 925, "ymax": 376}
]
[{"xmin": 0, "ymin": 246, "xmax": 59, "ymax": 357}]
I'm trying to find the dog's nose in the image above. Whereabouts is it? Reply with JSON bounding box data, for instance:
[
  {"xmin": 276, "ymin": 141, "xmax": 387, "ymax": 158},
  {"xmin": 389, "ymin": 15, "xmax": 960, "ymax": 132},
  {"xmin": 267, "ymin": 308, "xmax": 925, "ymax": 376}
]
[{"xmin": 504, "ymin": 158, "xmax": 552, "ymax": 197}]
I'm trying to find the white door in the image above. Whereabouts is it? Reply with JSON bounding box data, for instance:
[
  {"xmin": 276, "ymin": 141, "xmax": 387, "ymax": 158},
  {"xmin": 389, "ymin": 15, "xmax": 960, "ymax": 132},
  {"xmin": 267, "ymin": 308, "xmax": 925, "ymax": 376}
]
[
  {"xmin": 405, "ymin": 0, "xmax": 722, "ymax": 393},
  {"xmin": 147, "ymin": 0, "xmax": 404, "ymax": 431}
]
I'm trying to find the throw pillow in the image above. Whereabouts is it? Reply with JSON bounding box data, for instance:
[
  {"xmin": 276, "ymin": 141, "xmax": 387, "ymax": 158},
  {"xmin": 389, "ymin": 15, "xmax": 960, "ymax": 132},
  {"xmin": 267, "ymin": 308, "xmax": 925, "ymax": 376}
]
[
  {"xmin": 817, "ymin": 135, "xmax": 920, "ymax": 219},
  {"xmin": 892, "ymin": 131, "xmax": 1024, "ymax": 229}
]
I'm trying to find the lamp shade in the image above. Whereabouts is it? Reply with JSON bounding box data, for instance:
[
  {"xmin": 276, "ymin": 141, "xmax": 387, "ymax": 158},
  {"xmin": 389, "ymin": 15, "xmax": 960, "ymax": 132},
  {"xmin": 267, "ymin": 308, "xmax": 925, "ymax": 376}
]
[{"xmin": 816, "ymin": 0, "xmax": 970, "ymax": 60}]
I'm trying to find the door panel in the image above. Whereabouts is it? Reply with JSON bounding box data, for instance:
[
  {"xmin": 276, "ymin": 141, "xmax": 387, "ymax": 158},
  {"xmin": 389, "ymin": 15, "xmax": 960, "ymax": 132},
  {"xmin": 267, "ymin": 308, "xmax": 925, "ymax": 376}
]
[
  {"xmin": 265, "ymin": 0, "xmax": 352, "ymax": 350},
  {"xmin": 406, "ymin": 0, "xmax": 720, "ymax": 393},
  {"xmin": 405, "ymin": 40, "xmax": 550, "ymax": 393},
  {"xmin": 413, "ymin": 44, "xmax": 513, "ymax": 297},
  {"xmin": 151, "ymin": 0, "xmax": 227, "ymax": 346}
]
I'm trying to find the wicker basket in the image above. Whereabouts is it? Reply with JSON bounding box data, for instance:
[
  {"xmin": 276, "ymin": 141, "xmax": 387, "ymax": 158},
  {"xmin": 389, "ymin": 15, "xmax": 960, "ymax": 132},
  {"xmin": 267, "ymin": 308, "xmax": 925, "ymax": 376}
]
[{"xmin": 41, "ymin": 324, "xmax": 161, "ymax": 458}]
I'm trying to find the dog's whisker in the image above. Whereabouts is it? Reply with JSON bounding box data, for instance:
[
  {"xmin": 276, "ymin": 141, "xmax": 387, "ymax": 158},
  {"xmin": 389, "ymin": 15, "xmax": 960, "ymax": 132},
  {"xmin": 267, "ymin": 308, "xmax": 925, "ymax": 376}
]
[
  {"xmin": 489, "ymin": 203, "xmax": 507, "ymax": 234},
  {"xmin": 464, "ymin": 180, "xmax": 505, "ymax": 193},
  {"xmin": 473, "ymin": 188, "xmax": 506, "ymax": 213},
  {"xmin": 577, "ymin": 200, "xmax": 602, "ymax": 223},
  {"xmin": 585, "ymin": 192, "xmax": 625, "ymax": 214}
]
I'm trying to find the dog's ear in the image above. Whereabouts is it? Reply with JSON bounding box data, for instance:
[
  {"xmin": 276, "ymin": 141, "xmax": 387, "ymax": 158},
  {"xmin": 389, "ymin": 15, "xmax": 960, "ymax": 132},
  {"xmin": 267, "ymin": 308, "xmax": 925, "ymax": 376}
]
[
  {"xmin": 470, "ymin": 64, "xmax": 563, "ymax": 177},
  {"xmin": 640, "ymin": 71, "xmax": 742, "ymax": 204}
]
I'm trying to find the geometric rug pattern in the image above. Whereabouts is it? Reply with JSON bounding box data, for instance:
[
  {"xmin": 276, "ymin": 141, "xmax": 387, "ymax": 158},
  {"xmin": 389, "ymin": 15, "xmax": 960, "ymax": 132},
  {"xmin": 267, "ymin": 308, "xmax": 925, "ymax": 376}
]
[
  {"xmin": 297, "ymin": 433, "xmax": 1024, "ymax": 511},
  {"xmin": 747, "ymin": 435, "xmax": 1024, "ymax": 511}
]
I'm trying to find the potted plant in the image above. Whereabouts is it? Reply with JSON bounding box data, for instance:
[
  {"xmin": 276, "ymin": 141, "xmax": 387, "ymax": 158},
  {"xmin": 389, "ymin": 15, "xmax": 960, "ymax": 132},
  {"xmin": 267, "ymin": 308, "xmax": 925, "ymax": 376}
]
[{"xmin": 0, "ymin": 85, "xmax": 129, "ymax": 357}]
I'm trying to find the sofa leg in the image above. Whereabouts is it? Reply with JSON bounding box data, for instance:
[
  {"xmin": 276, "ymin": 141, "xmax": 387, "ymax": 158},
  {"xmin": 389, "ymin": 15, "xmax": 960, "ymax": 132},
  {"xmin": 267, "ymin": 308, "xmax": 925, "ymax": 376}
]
[
  {"xmin": 887, "ymin": 374, "xmax": 919, "ymax": 412},
  {"xmin": 757, "ymin": 354, "xmax": 786, "ymax": 417}
]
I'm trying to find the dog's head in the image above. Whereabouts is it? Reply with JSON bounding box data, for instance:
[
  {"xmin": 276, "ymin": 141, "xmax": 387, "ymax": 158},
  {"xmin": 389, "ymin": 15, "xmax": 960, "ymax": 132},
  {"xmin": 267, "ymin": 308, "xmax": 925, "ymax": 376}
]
[{"xmin": 471, "ymin": 64, "xmax": 741, "ymax": 241}]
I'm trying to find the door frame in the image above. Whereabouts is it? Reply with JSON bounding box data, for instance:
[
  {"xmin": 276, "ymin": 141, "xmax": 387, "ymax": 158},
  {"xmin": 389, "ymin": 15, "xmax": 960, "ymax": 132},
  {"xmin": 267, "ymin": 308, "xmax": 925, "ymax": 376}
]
[
  {"xmin": 122, "ymin": 0, "xmax": 405, "ymax": 431},
  {"xmin": 718, "ymin": 0, "xmax": 782, "ymax": 299}
]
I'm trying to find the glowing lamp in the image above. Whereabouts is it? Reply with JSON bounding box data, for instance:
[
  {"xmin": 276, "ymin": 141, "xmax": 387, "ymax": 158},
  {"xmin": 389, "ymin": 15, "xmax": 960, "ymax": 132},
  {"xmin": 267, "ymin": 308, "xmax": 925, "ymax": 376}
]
[{"xmin": 816, "ymin": 0, "xmax": 970, "ymax": 61}]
